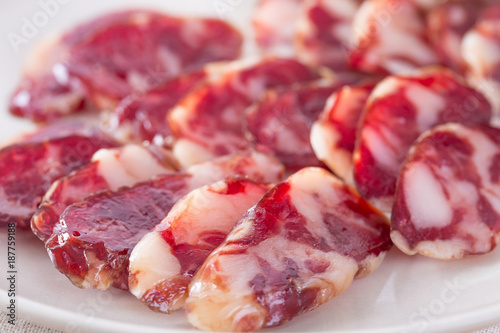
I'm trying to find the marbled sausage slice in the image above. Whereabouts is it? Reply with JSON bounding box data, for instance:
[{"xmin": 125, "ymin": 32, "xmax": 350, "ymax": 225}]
[
  {"xmin": 168, "ymin": 58, "xmax": 322, "ymax": 167},
  {"xmin": 349, "ymin": 0, "xmax": 440, "ymax": 74},
  {"xmin": 392, "ymin": 123, "xmax": 500, "ymax": 260},
  {"xmin": 246, "ymin": 79, "xmax": 346, "ymax": 171},
  {"xmin": 0, "ymin": 128, "xmax": 118, "ymax": 229},
  {"xmin": 353, "ymin": 68, "xmax": 491, "ymax": 215},
  {"xmin": 186, "ymin": 167, "xmax": 391, "ymax": 332},
  {"xmin": 311, "ymin": 82, "xmax": 375, "ymax": 184},
  {"xmin": 129, "ymin": 178, "xmax": 270, "ymax": 313},
  {"xmin": 46, "ymin": 152, "xmax": 284, "ymax": 290},
  {"xmin": 31, "ymin": 144, "xmax": 177, "ymax": 242},
  {"xmin": 295, "ymin": 0, "xmax": 360, "ymax": 71}
]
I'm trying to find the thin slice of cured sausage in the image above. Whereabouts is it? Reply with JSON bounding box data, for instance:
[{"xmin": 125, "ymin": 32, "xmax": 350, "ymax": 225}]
[
  {"xmin": 31, "ymin": 144, "xmax": 177, "ymax": 242},
  {"xmin": 391, "ymin": 123, "xmax": 500, "ymax": 260},
  {"xmin": 111, "ymin": 70, "xmax": 206, "ymax": 144},
  {"xmin": 0, "ymin": 128, "xmax": 118, "ymax": 229},
  {"xmin": 462, "ymin": 3, "xmax": 500, "ymax": 115},
  {"xmin": 246, "ymin": 79, "xmax": 348, "ymax": 171},
  {"xmin": 9, "ymin": 10, "xmax": 243, "ymax": 121},
  {"xmin": 186, "ymin": 167, "xmax": 391, "ymax": 332},
  {"xmin": 353, "ymin": 68, "xmax": 491, "ymax": 215},
  {"xmin": 45, "ymin": 152, "xmax": 284, "ymax": 290},
  {"xmin": 311, "ymin": 81, "xmax": 375, "ymax": 184},
  {"xmin": 426, "ymin": 0, "xmax": 484, "ymax": 73},
  {"xmin": 169, "ymin": 58, "xmax": 322, "ymax": 167},
  {"xmin": 129, "ymin": 178, "xmax": 270, "ymax": 313},
  {"xmin": 253, "ymin": 0, "xmax": 302, "ymax": 55},
  {"xmin": 349, "ymin": 0, "xmax": 440, "ymax": 74},
  {"xmin": 295, "ymin": 0, "xmax": 360, "ymax": 71}
]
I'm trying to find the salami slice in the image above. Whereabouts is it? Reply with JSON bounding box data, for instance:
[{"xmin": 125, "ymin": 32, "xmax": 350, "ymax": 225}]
[
  {"xmin": 349, "ymin": 0, "xmax": 440, "ymax": 74},
  {"xmin": 426, "ymin": 0, "xmax": 483, "ymax": 73},
  {"xmin": 186, "ymin": 167, "xmax": 391, "ymax": 332},
  {"xmin": 391, "ymin": 123, "xmax": 500, "ymax": 259},
  {"xmin": 295, "ymin": 0, "xmax": 360, "ymax": 71},
  {"xmin": 169, "ymin": 58, "xmax": 322, "ymax": 167},
  {"xmin": 311, "ymin": 82, "xmax": 375, "ymax": 184},
  {"xmin": 129, "ymin": 178, "xmax": 270, "ymax": 313},
  {"xmin": 353, "ymin": 68, "xmax": 491, "ymax": 215},
  {"xmin": 45, "ymin": 152, "xmax": 284, "ymax": 290},
  {"xmin": 0, "ymin": 129, "xmax": 118, "ymax": 229},
  {"xmin": 112, "ymin": 70, "xmax": 206, "ymax": 144},
  {"xmin": 462, "ymin": 3, "xmax": 500, "ymax": 114},
  {"xmin": 31, "ymin": 144, "xmax": 177, "ymax": 242},
  {"xmin": 247, "ymin": 79, "xmax": 346, "ymax": 171},
  {"xmin": 253, "ymin": 0, "xmax": 302, "ymax": 55},
  {"xmin": 9, "ymin": 10, "xmax": 243, "ymax": 121}
]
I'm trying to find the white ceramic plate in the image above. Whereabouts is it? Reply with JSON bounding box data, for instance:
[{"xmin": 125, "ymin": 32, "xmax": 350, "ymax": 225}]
[{"xmin": 1, "ymin": 1, "xmax": 500, "ymax": 332}]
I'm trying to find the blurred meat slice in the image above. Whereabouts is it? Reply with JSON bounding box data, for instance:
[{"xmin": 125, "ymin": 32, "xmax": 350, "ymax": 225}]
[
  {"xmin": 45, "ymin": 151, "xmax": 284, "ymax": 290},
  {"xmin": 186, "ymin": 167, "xmax": 391, "ymax": 332},
  {"xmin": 129, "ymin": 178, "xmax": 270, "ymax": 313}
]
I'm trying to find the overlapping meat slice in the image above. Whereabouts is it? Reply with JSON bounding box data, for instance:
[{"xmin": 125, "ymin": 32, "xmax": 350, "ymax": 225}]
[
  {"xmin": 0, "ymin": 126, "xmax": 118, "ymax": 229},
  {"xmin": 349, "ymin": 0, "xmax": 440, "ymax": 74},
  {"xmin": 295, "ymin": 0, "xmax": 360, "ymax": 71},
  {"xmin": 10, "ymin": 10, "xmax": 243, "ymax": 121},
  {"xmin": 246, "ymin": 79, "xmax": 347, "ymax": 171},
  {"xmin": 253, "ymin": 0, "xmax": 302, "ymax": 55},
  {"xmin": 462, "ymin": 3, "xmax": 500, "ymax": 114},
  {"xmin": 186, "ymin": 167, "xmax": 391, "ymax": 332},
  {"xmin": 31, "ymin": 144, "xmax": 177, "ymax": 242},
  {"xmin": 129, "ymin": 178, "xmax": 270, "ymax": 313},
  {"xmin": 392, "ymin": 123, "xmax": 500, "ymax": 259},
  {"xmin": 426, "ymin": 0, "xmax": 483, "ymax": 73},
  {"xmin": 111, "ymin": 70, "xmax": 206, "ymax": 144},
  {"xmin": 46, "ymin": 152, "xmax": 284, "ymax": 290},
  {"xmin": 353, "ymin": 68, "xmax": 491, "ymax": 215},
  {"xmin": 169, "ymin": 58, "xmax": 322, "ymax": 167},
  {"xmin": 311, "ymin": 81, "xmax": 375, "ymax": 184}
]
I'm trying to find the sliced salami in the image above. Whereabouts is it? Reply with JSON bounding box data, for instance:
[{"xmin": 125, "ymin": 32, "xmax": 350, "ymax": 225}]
[
  {"xmin": 0, "ymin": 129, "xmax": 118, "ymax": 229},
  {"xmin": 10, "ymin": 10, "xmax": 243, "ymax": 121},
  {"xmin": 462, "ymin": 3, "xmax": 500, "ymax": 115},
  {"xmin": 295, "ymin": 0, "xmax": 360, "ymax": 71},
  {"xmin": 391, "ymin": 123, "xmax": 500, "ymax": 259},
  {"xmin": 311, "ymin": 81, "xmax": 375, "ymax": 184},
  {"xmin": 253, "ymin": 0, "xmax": 302, "ymax": 55},
  {"xmin": 353, "ymin": 68, "xmax": 491, "ymax": 215},
  {"xmin": 129, "ymin": 178, "xmax": 270, "ymax": 313},
  {"xmin": 111, "ymin": 70, "xmax": 206, "ymax": 144},
  {"xmin": 45, "ymin": 152, "xmax": 284, "ymax": 290},
  {"xmin": 349, "ymin": 0, "xmax": 440, "ymax": 74},
  {"xmin": 247, "ymin": 79, "xmax": 347, "ymax": 171},
  {"xmin": 169, "ymin": 58, "xmax": 322, "ymax": 167},
  {"xmin": 31, "ymin": 144, "xmax": 177, "ymax": 242},
  {"xmin": 186, "ymin": 167, "xmax": 391, "ymax": 332}
]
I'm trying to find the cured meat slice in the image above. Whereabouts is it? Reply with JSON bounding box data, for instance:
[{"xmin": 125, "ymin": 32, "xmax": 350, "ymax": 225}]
[
  {"xmin": 169, "ymin": 58, "xmax": 322, "ymax": 167},
  {"xmin": 0, "ymin": 130, "xmax": 118, "ymax": 229},
  {"xmin": 129, "ymin": 178, "xmax": 270, "ymax": 313},
  {"xmin": 391, "ymin": 123, "xmax": 500, "ymax": 259},
  {"xmin": 246, "ymin": 79, "xmax": 345, "ymax": 171},
  {"xmin": 253, "ymin": 0, "xmax": 302, "ymax": 55},
  {"xmin": 353, "ymin": 68, "xmax": 491, "ymax": 215},
  {"xmin": 111, "ymin": 70, "xmax": 206, "ymax": 144},
  {"xmin": 349, "ymin": 0, "xmax": 440, "ymax": 74},
  {"xmin": 311, "ymin": 82, "xmax": 375, "ymax": 184},
  {"xmin": 10, "ymin": 10, "xmax": 243, "ymax": 121},
  {"xmin": 31, "ymin": 144, "xmax": 177, "ymax": 242},
  {"xmin": 295, "ymin": 0, "xmax": 360, "ymax": 71},
  {"xmin": 426, "ymin": 0, "xmax": 483, "ymax": 73},
  {"xmin": 462, "ymin": 3, "xmax": 500, "ymax": 114},
  {"xmin": 186, "ymin": 167, "xmax": 391, "ymax": 332},
  {"xmin": 45, "ymin": 152, "xmax": 284, "ymax": 290}
]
